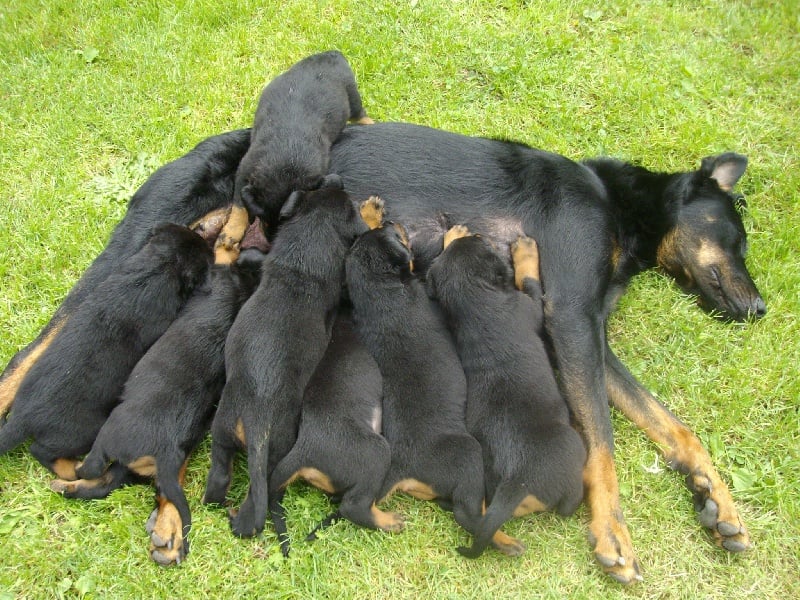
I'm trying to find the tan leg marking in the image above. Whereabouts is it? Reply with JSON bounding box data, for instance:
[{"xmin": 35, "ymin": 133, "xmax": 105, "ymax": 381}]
[
  {"xmin": 0, "ymin": 319, "xmax": 66, "ymax": 418},
  {"xmin": 50, "ymin": 469, "xmax": 115, "ymax": 494},
  {"xmin": 295, "ymin": 467, "xmax": 337, "ymax": 495},
  {"xmin": 388, "ymin": 478, "xmax": 438, "ymax": 501},
  {"xmin": 584, "ymin": 447, "xmax": 641, "ymax": 583},
  {"xmin": 51, "ymin": 457, "xmax": 81, "ymax": 481},
  {"xmin": 359, "ymin": 196, "xmax": 385, "ymax": 230},
  {"xmin": 148, "ymin": 495, "xmax": 184, "ymax": 566},
  {"xmin": 512, "ymin": 494, "xmax": 548, "ymax": 518},
  {"xmin": 443, "ymin": 224, "xmax": 471, "ymax": 250},
  {"xmin": 128, "ymin": 455, "xmax": 157, "ymax": 478},
  {"xmin": 370, "ymin": 503, "xmax": 405, "ymax": 532},
  {"xmin": 511, "ymin": 235, "xmax": 540, "ymax": 290},
  {"xmin": 234, "ymin": 418, "xmax": 246, "ymax": 446},
  {"xmin": 214, "ymin": 204, "xmax": 249, "ymax": 265},
  {"xmin": 480, "ymin": 499, "xmax": 526, "ymax": 556},
  {"xmin": 353, "ymin": 115, "xmax": 375, "ymax": 125}
]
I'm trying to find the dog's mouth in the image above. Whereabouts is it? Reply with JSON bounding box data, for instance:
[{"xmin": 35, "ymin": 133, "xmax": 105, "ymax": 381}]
[{"xmin": 683, "ymin": 265, "xmax": 766, "ymax": 322}]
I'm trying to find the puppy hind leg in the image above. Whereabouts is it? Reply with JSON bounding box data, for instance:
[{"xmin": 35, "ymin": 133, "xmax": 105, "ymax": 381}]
[
  {"xmin": 149, "ymin": 461, "xmax": 192, "ymax": 566},
  {"xmin": 50, "ymin": 462, "xmax": 133, "ymax": 500}
]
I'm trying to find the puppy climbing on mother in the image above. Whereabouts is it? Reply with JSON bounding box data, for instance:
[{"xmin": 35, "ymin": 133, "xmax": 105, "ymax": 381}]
[
  {"xmin": 203, "ymin": 177, "xmax": 368, "ymax": 539},
  {"xmin": 216, "ymin": 50, "xmax": 373, "ymax": 262},
  {"xmin": 427, "ymin": 227, "xmax": 585, "ymax": 558}
]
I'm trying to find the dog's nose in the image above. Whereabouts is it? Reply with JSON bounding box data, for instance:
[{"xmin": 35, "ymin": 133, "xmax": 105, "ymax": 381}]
[{"xmin": 750, "ymin": 296, "xmax": 767, "ymax": 319}]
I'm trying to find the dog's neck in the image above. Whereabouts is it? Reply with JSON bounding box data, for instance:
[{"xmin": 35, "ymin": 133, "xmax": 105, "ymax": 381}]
[{"xmin": 582, "ymin": 157, "xmax": 685, "ymax": 284}]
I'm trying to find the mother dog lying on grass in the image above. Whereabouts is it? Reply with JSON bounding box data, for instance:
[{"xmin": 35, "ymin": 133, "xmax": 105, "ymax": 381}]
[{"xmin": 0, "ymin": 119, "xmax": 763, "ymax": 582}]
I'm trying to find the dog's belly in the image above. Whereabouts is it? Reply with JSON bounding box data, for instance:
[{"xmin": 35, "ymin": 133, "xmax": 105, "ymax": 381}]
[{"xmin": 330, "ymin": 122, "xmax": 600, "ymax": 273}]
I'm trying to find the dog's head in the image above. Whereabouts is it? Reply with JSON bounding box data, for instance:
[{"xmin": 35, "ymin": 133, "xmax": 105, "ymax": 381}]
[
  {"xmin": 345, "ymin": 223, "xmax": 414, "ymax": 288},
  {"xmin": 657, "ymin": 153, "xmax": 765, "ymax": 321},
  {"xmin": 146, "ymin": 223, "xmax": 214, "ymax": 295}
]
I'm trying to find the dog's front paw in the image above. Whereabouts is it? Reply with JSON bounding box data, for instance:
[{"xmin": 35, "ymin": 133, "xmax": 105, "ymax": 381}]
[
  {"xmin": 686, "ymin": 471, "xmax": 751, "ymax": 552},
  {"xmin": 360, "ymin": 196, "xmax": 385, "ymax": 230},
  {"xmin": 587, "ymin": 512, "xmax": 642, "ymax": 584},
  {"xmin": 146, "ymin": 503, "xmax": 186, "ymax": 566},
  {"xmin": 443, "ymin": 224, "xmax": 471, "ymax": 250},
  {"xmin": 228, "ymin": 503, "xmax": 263, "ymax": 539}
]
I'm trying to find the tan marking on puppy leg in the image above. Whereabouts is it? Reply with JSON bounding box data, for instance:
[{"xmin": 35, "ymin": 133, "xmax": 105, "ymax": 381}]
[
  {"xmin": 189, "ymin": 206, "xmax": 232, "ymax": 243},
  {"xmin": 443, "ymin": 224, "xmax": 471, "ymax": 250},
  {"xmin": 359, "ymin": 196, "xmax": 385, "ymax": 230},
  {"xmin": 128, "ymin": 455, "xmax": 158, "ymax": 478},
  {"xmin": 353, "ymin": 115, "xmax": 375, "ymax": 125},
  {"xmin": 491, "ymin": 529, "xmax": 527, "ymax": 556},
  {"xmin": 511, "ymin": 236, "xmax": 540, "ymax": 289},
  {"xmin": 297, "ymin": 467, "xmax": 337, "ymax": 494},
  {"xmin": 0, "ymin": 319, "xmax": 66, "ymax": 418},
  {"xmin": 390, "ymin": 222, "xmax": 415, "ymax": 272},
  {"xmin": 392, "ymin": 478, "xmax": 438, "ymax": 501},
  {"xmin": 370, "ymin": 503, "xmax": 405, "ymax": 532},
  {"xmin": 234, "ymin": 418, "xmax": 246, "ymax": 446},
  {"xmin": 148, "ymin": 495, "xmax": 184, "ymax": 566},
  {"xmin": 50, "ymin": 470, "xmax": 115, "ymax": 494},
  {"xmin": 214, "ymin": 204, "xmax": 249, "ymax": 264},
  {"xmin": 51, "ymin": 457, "xmax": 81, "ymax": 481},
  {"xmin": 512, "ymin": 494, "xmax": 548, "ymax": 517}
]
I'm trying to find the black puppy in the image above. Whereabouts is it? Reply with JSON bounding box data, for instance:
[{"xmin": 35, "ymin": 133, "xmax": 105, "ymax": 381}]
[
  {"xmin": 0, "ymin": 224, "xmax": 212, "ymax": 478},
  {"xmin": 216, "ymin": 51, "xmax": 372, "ymax": 261},
  {"xmin": 427, "ymin": 227, "xmax": 586, "ymax": 558},
  {"xmin": 0, "ymin": 130, "xmax": 249, "ymax": 426},
  {"xmin": 50, "ymin": 250, "xmax": 263, "ymax": 565},
  {"xmin": 203, "ymin": 179, "xmax": 368, "ymax": 539},
  {"xmin": 344, "ymin": 220, "xmax": 523, "ymax": 555},
  {"xmin": 269, "ymin": 306, "xmax": 403, "ymax": 556}
]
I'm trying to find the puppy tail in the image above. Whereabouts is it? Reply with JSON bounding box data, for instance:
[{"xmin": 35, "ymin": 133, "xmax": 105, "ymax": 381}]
[
  {"xmin": 457, "ymin": 482, "xmax": 527, "ymax": 559},
  {"xmin": 0, "ymin": 420, "xmax": 27, "ymax": 456}
]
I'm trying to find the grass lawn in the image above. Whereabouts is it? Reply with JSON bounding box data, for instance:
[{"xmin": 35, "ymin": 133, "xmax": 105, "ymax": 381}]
[{"xmin": 1, "ymin": 0, "xmax": 798, "ymax": 598}]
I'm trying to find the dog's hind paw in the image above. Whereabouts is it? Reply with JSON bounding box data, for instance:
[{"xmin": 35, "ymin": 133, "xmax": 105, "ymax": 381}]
[
  {"xmin": 490, "ymin": 530, "xmax": 526, "ymax": 557},
  {"xmin": 228, "ymin": 504, "xmax": 263, "ymax": 539},
  {"xmin": 686, "ymin": 472, "xmax": 751, "ymax": 552},
  {"xmin": 443, "ymin": 224, "xmax": 471, "ymax": 250},
  {"xmin": 146, "ymin": 504, "xmax": 186, "ymax": 566}
]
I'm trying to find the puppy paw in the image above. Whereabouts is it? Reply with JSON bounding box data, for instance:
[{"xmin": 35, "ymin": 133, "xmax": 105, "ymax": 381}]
[
  {"xmin": 511, "ymin": 235, "xmax": 540, "ymax": 288},
  {"xmin": 146, "ymin": 503, "xmax": 186, "ymax": 566},
  {"xmin": 371, "ymin": 505, "xmax": 406, "ymax": 533},
  {"xmin": 189, "ymin": 206, "xmax": 232, "ymax": 245},
  {"xmin": 491, "ymin": 530, "xmax": 527, "ymax": 557},
  {"xmin": 443, "ymin": 224, "xmax": 471, "ymax": 250},
  {"xmin": 587, "ymin": 513, "xmax": 642, "ymax": 584},
  {"xmin": 360, "ymin": 196, "xmax": 385, "ymax": 230},
  {"xmin": 213, "ymin": 204, "xmax": 250, "ymax": 264},
  {"xmin": 228, "ymin": 505, "xmax": 262, "ymax": 539}
]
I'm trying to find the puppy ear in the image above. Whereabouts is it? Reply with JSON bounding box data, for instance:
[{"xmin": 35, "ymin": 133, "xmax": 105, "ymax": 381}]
[
  {"xmin": 240, "ymin": 184, "xmax": 263, "ymax": 218},
  {"xmin": 280, "ymin": 190, "xmax": 303, "ymax": 221},
  {"xmin": 700, "ymin": 153, "xmax": 748, "ymax": 191},
  {"xmin": 320, "ymin": 173, "xmax": 344, "ymax": 190}
]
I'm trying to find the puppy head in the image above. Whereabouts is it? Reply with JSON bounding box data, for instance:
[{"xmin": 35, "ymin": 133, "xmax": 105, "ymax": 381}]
[
  {"xmin": 146, "ymin": 223, "xmax": 214, "ymax": 294},
  {"xmin": 427, "ymin": 230, "xmax": 513, "ymax": 300},
  {"xmin": 346, "ymin": 224, "xmax": 414, "ymax": 287},
  {"xmin": 277, "ymin": 184, "xmax": 368, "ymax": 247}
]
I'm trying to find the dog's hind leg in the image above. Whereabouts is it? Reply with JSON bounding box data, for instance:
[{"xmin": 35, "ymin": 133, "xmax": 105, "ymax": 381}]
[
  {"xmin": 149, "ymin": 459, "xmax": 192, "ymax": 566},
  {"xmin": 50, "ymin": 462, "xmax": 133, "ymax": 500},
  {"xmin": 605, "ymin": 346, "xmax": 750, "ymax": 553},
  {"xmin": 457, "ymin": 481, "xmax": 530, "ymax": 558},
  {"xmin": 228, "ymin": 436, "xmax": 270, "ymax": 538},
  {"xmin": 213, "ymin": 204, "xmax": 250, "ymax": 265}
]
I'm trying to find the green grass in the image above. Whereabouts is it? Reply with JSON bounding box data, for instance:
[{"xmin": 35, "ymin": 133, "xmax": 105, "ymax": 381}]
[{"xmin": 1, "ymin": 0, "xmax": 798, "ymax": 597}]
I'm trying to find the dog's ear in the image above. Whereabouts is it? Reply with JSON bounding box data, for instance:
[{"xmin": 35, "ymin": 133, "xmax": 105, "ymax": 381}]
[
  {"xmin": 700, "ymin": 153, "xmax": 748, "ymax": 191},
  {"xmin": 240, "ymin": 184, "xmax": 264, "ymax": 218},
  {"xmin": 320, "ymin": 173, "xmax": 344, "ymax": 190},
  {"xmin": 279, "ymin": 190, "xmax": 304, "ymax": 221}
]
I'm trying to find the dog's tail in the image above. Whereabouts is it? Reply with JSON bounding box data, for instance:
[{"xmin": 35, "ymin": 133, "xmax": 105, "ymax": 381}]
[
  {"xmin": 457, "ymin": 481, "xmax": 528, "ymax": 559},
  {"xmin": 0, "ymin": 420, "xmax": 28, "ymax": 456}
]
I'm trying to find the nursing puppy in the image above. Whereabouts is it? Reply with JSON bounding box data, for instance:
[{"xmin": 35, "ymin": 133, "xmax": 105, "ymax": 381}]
[
  {"xmin": 51, "ymin": 251, "xmax": 263, "ymax": 565},
  {"xmin": 269, "ymin": 307, "xmax": 402, "ymax": 556},
  {"xmin": 427, "ymin": 227, "xmax": 586, "ymax": 558},
  {"xmin": 344, "ymin": 220, "xmax": 523, "ymax": 555},
  {"xmin": 203, "ymin": 179, "xmax": 368, "ymax": 539},
  {"xmin": 0, "ymin": 224, "xmax": 212, "ymax": 478},
  {"xmin": 217, "ymin": 51, "xmax": 372, "ymax": 260}
]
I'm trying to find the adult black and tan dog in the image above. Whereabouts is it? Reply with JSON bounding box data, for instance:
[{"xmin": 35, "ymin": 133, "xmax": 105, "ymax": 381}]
[
  {"xmin": 0, "ymin": 224, "xmax": 213, "ymax": 478},
  {"xmin": 215, "ymin": 50, "xmax": 373, "ymax": 262},
  {"xmin": 50, "ymin": 254, "xmax": 263, "ymax": 565},
  {"xmin": 426, "ymin": 227, "xmax": 586, "ymax": 558},
  {"xmin": 202, "ymin": 179, "xmax": 368, "ymax": 539},
  {"xmin": 329, "ymin": 122, "xmax": 764, "ymax": 582},
  {"xmin": 345, "ymin": 221, "xmax": 524, "ymax": 556}
]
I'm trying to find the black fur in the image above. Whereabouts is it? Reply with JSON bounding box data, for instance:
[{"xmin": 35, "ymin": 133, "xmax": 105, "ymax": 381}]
[
  {"xmin": 269, "ymin": 308, "xmax": 397, "ymax": 556},
  {"xmin": 0, "ymin": 224, "xmax": 213, "ymax": 472},
  {"xmin": 344, "ymin": 225, "xmax": 489, "ymax": 550},
  {"xmin": 203, "ymin": 182, "xmax": 368, "ymax": 539},
  {"xmin": 54, "ymin": 256, "xmax": 262, "ymax": 563},
  {"xmin": 235, "ymin": 51, "xmax": 370, "ymax": 232},
  {"xmin": 427, "ymin": 233, "xmax": 586, "ymax": 558}
]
